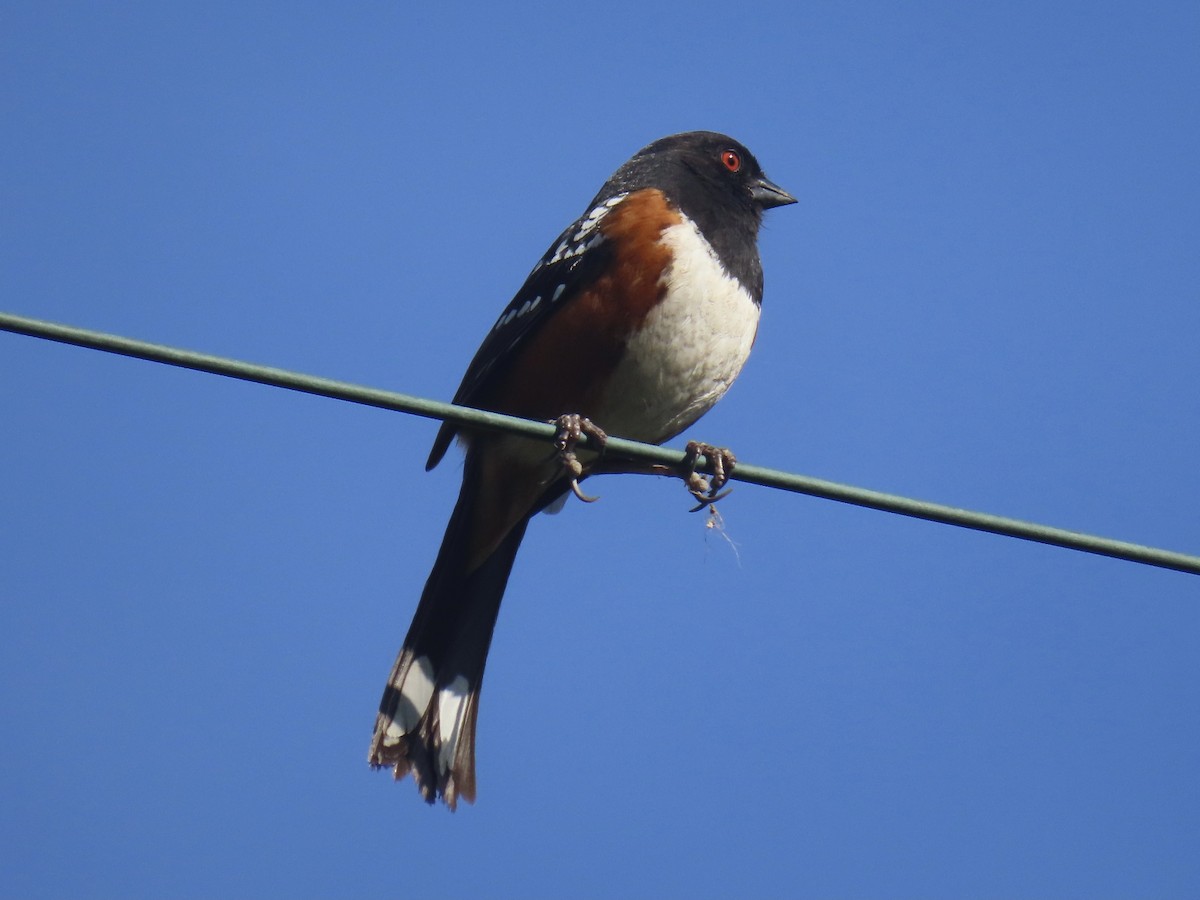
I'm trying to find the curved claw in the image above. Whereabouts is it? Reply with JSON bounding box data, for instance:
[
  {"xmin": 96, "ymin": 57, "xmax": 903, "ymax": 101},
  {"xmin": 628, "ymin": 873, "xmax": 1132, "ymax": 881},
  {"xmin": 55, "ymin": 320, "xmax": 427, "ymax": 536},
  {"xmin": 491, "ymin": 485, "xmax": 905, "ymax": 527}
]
[
  {"xmin": 570, "ymin": 479, "xmax": 601, "ymax": 503},
  {"xmin": 688, "ymin": 486, "xmax": 734, "ymax": 513},
  {"xmin": 680, "ymin": 440, "xmax": 737, "ymax": 510},
  {"xmin": 552, "ymin": 414, "xmax": 609, "ymax": 504}
]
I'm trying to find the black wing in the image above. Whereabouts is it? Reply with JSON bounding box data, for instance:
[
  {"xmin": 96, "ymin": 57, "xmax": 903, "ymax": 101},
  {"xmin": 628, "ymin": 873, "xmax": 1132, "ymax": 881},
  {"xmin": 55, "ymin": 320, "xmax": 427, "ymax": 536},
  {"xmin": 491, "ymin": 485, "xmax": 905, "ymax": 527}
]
[{"xmin": 426, "ymin": 192, "xmax": 627, "ymax": 469}]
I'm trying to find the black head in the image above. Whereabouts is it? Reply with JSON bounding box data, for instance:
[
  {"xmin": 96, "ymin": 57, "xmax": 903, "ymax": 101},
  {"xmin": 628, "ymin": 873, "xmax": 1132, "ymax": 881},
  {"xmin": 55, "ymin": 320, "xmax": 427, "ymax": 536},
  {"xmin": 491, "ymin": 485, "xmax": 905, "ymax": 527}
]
[
  {"xmin": 602, "ymin": 130, "xmax": 796, "ymax": 224},
  {"xmin": 597, "ymin": 131, "xmax": 795, "ymax": 300}
]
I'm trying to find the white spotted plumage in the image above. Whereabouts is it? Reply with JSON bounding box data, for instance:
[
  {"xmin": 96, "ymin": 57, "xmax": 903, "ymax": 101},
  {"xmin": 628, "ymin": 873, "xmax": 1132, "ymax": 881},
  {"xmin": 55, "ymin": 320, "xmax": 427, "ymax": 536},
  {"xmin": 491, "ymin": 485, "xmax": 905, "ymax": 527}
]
[
  {"xmin": 546, "ymin": 192, "xmax": 628, "ymax": 264},
  {"xmin": 491, "ymin": 194, "xmax": 630, "ymax": 336},
  {"xmin": 378, "ymin": 198, "xmax": 761, "ymax": 798},
  {"xmin": 368, "ymin": 132, "xmax": 795, "ymax": 809}
]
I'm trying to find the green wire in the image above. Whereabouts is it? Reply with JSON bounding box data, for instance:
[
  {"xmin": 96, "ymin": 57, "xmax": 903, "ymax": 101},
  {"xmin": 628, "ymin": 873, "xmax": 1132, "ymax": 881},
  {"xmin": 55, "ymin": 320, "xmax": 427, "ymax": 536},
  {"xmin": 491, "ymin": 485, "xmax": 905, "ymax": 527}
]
[{"xmin": 3, "ymin": 309, "xmax": 1197, "ymax": 577}]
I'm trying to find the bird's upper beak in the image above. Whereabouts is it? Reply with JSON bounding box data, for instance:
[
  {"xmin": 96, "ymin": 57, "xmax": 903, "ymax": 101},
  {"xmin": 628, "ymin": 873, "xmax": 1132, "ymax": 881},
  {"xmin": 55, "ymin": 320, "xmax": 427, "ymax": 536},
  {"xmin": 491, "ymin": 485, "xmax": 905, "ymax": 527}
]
[{"xmin": 751, "ymin": 175, "xmax": 797, "ymax": 209}]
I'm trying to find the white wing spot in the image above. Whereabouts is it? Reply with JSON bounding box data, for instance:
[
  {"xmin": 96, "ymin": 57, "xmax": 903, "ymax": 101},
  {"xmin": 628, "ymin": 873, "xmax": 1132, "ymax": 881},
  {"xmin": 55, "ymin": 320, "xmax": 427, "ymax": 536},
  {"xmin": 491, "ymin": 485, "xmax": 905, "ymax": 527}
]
[
  {"xmin": 551, "ymin": 283, "xmax": 565, "ymax": 303},
  {"xmin": 517, "ymin": 296, "xmax": 539, "ymax": 318},
  {"xmin": 547, "ymin": 193, "xmax": 627, "ymax": 265},
  {"xmin": 548, "ymin": 240, "xmax": 570, "ymax": 264}
]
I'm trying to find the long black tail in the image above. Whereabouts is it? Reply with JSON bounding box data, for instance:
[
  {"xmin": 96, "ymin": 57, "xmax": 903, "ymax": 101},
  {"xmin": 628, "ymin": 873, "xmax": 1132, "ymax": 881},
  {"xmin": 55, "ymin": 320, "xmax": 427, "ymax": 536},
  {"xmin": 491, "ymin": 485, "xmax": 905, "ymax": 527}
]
[{"xmin": 368, "ymin": 457, "xmax": 529, "ymax": 809}]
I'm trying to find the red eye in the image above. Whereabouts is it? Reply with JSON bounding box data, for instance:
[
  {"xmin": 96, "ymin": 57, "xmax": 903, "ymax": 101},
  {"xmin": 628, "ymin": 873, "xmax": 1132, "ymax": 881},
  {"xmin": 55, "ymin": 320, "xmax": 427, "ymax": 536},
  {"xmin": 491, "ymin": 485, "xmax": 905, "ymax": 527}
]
[{"xmin": 720, "ymin": 150, "xmax": 742, "ymax": 173}]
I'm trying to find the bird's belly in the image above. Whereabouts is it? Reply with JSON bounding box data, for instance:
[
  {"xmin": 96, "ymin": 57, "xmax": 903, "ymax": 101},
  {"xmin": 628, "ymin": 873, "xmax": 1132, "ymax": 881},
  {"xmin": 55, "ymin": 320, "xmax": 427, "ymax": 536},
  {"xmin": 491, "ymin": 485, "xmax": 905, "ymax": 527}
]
[{"xmin": 595, "ymin": 220, "xmax": 761, "ymax": 444}]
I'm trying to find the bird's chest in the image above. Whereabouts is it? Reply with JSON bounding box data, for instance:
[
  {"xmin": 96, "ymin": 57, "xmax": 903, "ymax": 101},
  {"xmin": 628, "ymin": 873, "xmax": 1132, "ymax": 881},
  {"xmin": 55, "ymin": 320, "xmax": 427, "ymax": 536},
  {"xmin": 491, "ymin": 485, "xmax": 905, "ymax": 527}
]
[{"xmin": 596, "ymin": 220, "xmax": 761, "ymax": 444}]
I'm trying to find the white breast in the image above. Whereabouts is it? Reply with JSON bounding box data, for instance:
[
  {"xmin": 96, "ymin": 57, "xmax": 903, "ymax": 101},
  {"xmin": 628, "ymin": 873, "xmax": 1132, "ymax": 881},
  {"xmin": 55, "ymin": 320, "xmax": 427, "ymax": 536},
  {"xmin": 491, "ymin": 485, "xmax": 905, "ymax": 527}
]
[{"xmin": 596, "ymin": 217, "xmax": 760, "ymax": 443}]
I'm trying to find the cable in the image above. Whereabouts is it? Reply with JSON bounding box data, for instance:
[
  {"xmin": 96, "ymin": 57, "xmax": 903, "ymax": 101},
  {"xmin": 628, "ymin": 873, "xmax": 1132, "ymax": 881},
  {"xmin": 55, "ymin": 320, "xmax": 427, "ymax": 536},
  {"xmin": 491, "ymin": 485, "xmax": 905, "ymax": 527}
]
[{"xmin": 3, "ymin": 309, "xmax": 1198, "ymax": 576}]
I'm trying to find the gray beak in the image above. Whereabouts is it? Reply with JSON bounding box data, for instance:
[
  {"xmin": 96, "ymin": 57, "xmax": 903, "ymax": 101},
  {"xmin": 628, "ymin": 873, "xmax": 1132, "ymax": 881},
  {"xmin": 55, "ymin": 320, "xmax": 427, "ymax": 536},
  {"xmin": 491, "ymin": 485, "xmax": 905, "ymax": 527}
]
[{"xmin": 751, "ymin": 175, "xmax": 797, "ymax": 209}]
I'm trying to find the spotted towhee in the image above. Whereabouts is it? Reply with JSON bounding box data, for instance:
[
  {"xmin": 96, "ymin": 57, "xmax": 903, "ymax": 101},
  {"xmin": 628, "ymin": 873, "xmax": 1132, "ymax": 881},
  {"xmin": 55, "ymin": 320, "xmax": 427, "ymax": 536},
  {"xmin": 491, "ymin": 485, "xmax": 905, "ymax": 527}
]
[{"xmin": 369, "ymin": 131, "xmax": 796, "ymax": 807}]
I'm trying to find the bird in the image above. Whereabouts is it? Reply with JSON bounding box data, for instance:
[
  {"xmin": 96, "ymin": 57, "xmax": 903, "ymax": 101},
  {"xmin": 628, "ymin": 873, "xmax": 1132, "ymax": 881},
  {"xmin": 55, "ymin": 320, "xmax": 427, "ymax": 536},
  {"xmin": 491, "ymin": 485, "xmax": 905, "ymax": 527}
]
[{"xmin": 368, "ymin": 130, "xmax": 796, "ymax": 808}]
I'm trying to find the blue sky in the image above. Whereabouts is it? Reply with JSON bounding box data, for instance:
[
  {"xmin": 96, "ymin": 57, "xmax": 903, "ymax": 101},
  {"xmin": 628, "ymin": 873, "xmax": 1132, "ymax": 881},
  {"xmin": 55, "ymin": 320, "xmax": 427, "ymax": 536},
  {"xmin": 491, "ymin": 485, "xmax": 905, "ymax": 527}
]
[{"xmin": 2, "ymin": 3, "xmax": 1198, "ymax": 897}]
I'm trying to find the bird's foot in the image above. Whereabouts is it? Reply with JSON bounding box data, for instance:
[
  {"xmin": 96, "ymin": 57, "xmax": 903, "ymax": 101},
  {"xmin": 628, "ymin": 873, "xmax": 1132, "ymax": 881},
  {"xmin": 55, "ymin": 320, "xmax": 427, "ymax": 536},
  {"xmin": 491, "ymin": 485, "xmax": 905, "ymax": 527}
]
[
  {"xmin": 681, "ymin": 441, "xmax": 736, "ymax": 512},
  {"xmin": 552, "ymin": 414, "xmax": 608, "ymax": 503}
]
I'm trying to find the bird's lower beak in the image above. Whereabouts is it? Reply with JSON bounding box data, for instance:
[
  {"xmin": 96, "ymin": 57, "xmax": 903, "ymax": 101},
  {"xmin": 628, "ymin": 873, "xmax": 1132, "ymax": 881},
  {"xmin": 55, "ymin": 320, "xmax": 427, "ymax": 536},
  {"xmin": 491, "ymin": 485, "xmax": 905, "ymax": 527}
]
[{"xmin": 751, "ymin": 176, "xmax": 797, "ymax": 209}]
